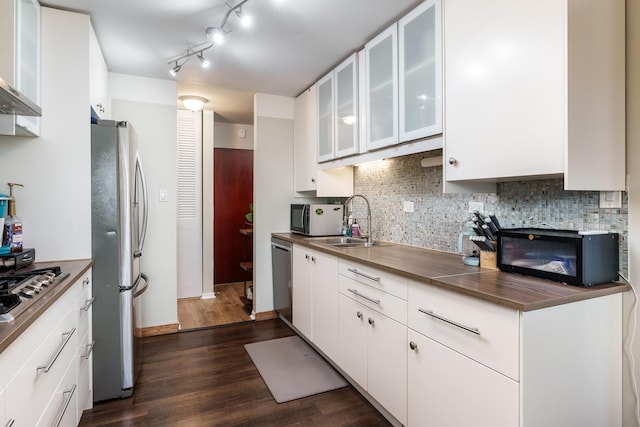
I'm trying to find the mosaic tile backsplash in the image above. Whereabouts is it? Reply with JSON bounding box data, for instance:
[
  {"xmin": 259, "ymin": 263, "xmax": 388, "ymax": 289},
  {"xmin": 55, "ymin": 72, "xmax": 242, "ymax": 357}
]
[{"xmin": 352, "ymin": 151, "xmax": 629, "ymax": 275}]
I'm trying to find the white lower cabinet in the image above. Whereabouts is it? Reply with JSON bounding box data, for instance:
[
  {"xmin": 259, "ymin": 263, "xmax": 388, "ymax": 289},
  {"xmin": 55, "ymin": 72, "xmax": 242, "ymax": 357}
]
[
  {"xmin": 0, "ymin": 387, "xmax": 5, "ymax": 427},
  {"xmin": 407, "ymin": 328, "xmax": 518, "ymax": 426},
  {"xmin": 292, "ymin": 245, "xmax": 339, "ymax": 360},
  {"xmin": 1, "ymin": 268, "xmax": 92, "ymax": 427},
  {"xmin": 76, "ymin": 270, "xmax": 94, "ymax": 420}
]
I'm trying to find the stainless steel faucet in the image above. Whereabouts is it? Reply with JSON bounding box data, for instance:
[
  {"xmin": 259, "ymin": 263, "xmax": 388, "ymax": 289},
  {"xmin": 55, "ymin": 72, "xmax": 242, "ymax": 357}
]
[{"xmin": 344, "ymin": 194, "xmax": 373, "ymax": 246}]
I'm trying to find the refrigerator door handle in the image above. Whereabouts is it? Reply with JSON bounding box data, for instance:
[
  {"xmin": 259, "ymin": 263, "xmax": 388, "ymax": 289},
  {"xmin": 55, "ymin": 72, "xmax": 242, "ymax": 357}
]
[
  {"xmin": 134, "ymin": 154, "xmax": 149, "ymax": 258},
  {"xmin": 133, "ymin": 273, "xmax": 149, "ymax": 298}
]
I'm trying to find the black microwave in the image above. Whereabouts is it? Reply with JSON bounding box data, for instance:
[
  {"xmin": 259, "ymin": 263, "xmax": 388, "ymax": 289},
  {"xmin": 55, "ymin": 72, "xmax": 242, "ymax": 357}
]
[{"xmin": 497, "ymin": 228, "xmax": 619, "ymax": 286}]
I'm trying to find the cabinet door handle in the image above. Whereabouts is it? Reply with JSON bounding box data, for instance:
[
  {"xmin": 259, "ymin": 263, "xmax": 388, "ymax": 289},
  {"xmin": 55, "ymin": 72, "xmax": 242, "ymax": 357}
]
[
  {"xmin": 37, "ymin": 328, "xmax": 76, "ymax": 373},
  {"xmin": 53, "ymin": 384, "xmax": 77, "ymax": 427},
  {"xmin": 368, "ymin": 318, "xmax": 375, "ymax": 326},
  {"xmin": 6, "ymin": 419, "xmax": 15, "ymax": 427},
  {"xmin": 448, "ymin": 157, "xmax": 458, "ymax": 165},
  {"xmin": 356, "ymin": 311, "xmax": 363, "ymax": 319},
  {"xmin": 409, "ymin": 341, "xmax": 418, "ymax": 351},
  {"xmin": 311, "ymin": 256, "xmax": 316, "ymax": 262},
  {"xmin": 82, "ymin": 277, "xmax": 90, "ymax": 286},
  {"xmin": 305, "ymin": 254, "xmax": 309, "ymax": 260},
  {"xmin": 347, "ymin": 288, "xmax": 380, "ymax": 305},
  {"xmin": 81, "ymin": 297, "xmax": 95, "ymax": 311},
  {"xmin": 347, "ymin": 268, "xmax": 381, "ymax": 283},
  {"xmin": 82, "ymin": 340, "xmax": 96, "ymax": 360},
  {"xmin": 418, "ymin": 308, "xmax": 480, "ymax": 336}
]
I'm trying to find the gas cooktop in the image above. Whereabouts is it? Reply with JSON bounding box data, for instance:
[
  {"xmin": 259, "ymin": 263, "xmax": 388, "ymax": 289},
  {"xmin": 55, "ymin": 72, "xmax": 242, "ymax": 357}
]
[{"xmin": 0, "ymin": 267, "xmax": 69, "ymax": 323}]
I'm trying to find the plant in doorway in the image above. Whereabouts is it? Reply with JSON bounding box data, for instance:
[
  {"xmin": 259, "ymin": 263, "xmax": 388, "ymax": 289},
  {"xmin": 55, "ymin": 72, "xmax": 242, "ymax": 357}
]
[{"xmin": 245, "ymin": 203, "xmax": 253, "ymax": 227}]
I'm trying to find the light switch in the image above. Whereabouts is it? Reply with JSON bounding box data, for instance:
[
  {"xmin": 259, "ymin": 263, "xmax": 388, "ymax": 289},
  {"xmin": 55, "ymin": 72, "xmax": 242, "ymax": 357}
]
[
  {"xmin": 159, "ymin": 189, "xmax": 168, "ymax": 202},
  {"xmin": 403, "ymin": 201, "xmax": 414, "ymax": 213},
  {"xmin": 238, "ymin": 128, "xmax": 247, "ymax": 139}
]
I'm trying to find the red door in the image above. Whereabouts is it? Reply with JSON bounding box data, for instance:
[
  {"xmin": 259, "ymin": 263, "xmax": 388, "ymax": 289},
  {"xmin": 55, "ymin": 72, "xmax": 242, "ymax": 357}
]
[{"xmin": 214, "ymin": 148, "xmax": 253, "ymax": 285}]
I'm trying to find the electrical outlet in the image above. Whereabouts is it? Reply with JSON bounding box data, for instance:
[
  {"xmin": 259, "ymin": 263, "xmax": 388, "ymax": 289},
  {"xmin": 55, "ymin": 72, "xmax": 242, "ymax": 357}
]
[
  {"xmin": 468, "ymin": 201, "xmax": 484, "ymax": 213},
  {"xmin": 403, "ymin": 201, "xmax": 415, "ymax": 213}
]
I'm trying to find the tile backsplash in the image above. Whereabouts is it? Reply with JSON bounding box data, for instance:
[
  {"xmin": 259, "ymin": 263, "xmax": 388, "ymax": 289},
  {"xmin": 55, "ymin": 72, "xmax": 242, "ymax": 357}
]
[{"xmin": 352, "ymin": 151, "xmax": 628, "ymax": 274}]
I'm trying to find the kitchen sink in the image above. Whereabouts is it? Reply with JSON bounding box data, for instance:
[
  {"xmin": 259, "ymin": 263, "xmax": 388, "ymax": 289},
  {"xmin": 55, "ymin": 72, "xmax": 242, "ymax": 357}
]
[{"xmin": 308, "ymin": 236, "xmax": 392, "ymax": 248}]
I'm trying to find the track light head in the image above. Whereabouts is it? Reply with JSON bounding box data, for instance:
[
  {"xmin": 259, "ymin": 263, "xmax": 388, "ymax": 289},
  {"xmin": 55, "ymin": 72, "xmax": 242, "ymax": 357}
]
[
  {"xmin": 197, "ymin": 52, "xmax": 210, "ymax": 68},
  {"xmin": 235, "ymin": 8, "xmax": 252, "ymax": 27},
  {"xmin": 169, "ymin": 61, "xmax": 181, "ymax": 77},
  {"xmin": 206, "ymin": 27, "xmax": 226, "ymax": 44}
]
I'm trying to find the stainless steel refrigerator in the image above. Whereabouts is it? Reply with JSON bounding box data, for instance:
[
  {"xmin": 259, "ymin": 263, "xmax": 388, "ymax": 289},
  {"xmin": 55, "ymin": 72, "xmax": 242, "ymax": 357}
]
[{"xmin": 91, "ymin": 119, "xmax": 149, "ymax": 402}]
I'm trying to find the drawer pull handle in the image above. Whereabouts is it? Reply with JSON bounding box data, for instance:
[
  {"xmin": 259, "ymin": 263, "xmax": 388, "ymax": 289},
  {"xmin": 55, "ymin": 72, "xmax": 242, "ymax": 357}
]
[
  {"xmin": 81, "ymin": 297, "xmax": 95, "ymax": 311},
  {"xmin": 37, "ymin": 328, "xmax": 76, "ymax": 373},
  {"xmin": 418, "ymin": 308, "xmax": 481, "ymax": 336},
  {"xmin": 347, "ymin": 268, "xmax": 381, "ymax": 283},
  {"xmin": 409, "ymin": 341, "xmax": 418, "ymax": 351},
  {"xmin": 347, "ymin": 288, "xmax": 381, "ymax": 305},
  {"xmin": 82, "ymin": 340, "xmax": 96, "ymax": 360},
  {"xmin": 54, "ymin": 384, "xmax": 76, "ymax": 427},
  {"xmin": 6, "ymin": 419, "xmax": 15, "ymax": 427}
]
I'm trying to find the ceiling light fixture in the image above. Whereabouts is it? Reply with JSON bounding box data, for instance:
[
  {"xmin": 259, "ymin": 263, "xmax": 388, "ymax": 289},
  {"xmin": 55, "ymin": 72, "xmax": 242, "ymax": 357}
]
[
  {"xmin": 168, "ymin": 0, "xmax": 252, "ymax": 77},
  {"xmin": 180, "ymin": 96, "xmax": 208, "ymax": 111}
]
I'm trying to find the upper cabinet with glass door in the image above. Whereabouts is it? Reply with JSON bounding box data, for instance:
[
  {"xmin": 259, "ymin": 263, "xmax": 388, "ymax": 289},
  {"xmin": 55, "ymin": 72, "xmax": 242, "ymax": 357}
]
[
  {"xmin": 365, "ymin": 24, "xmax": 398, "ymax": 151},
  {"xmin": 399, "ymin": 0, "xmax": 442, "ymax": 142},
  {"xmin": 317, "ymin": 53, "xmax": 359, "ymax": 162}
]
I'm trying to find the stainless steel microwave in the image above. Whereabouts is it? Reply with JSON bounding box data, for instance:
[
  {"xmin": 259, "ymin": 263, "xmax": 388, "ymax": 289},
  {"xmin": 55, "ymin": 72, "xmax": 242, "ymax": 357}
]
[{"xmin": 290, "ymin": 204, "xmax": 344, "ymax": 236}]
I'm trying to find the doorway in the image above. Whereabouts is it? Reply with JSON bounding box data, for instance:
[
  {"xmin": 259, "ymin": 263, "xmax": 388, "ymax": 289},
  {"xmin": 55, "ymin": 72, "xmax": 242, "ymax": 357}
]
[{"xmin": 177, "ymin": 113, "xmax": 254, "ymax": 331}]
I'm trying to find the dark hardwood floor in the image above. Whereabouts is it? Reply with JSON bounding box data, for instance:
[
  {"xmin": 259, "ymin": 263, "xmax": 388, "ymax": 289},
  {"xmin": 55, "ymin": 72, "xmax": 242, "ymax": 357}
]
[{"xmin": 80, "ymin": 319, "xmax": 391, "ymax": 426}]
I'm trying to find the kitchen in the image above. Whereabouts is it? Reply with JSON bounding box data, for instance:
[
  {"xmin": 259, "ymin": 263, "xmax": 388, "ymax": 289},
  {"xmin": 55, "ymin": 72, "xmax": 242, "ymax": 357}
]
[{"xmin": 0, "ymin": 0, "xmax": 638, "ymax": 426}]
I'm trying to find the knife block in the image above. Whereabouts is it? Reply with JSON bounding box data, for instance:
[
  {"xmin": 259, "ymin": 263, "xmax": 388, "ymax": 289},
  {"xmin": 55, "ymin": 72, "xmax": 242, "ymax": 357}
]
[{"xmin": 480, "ymin": 247, "xmax": 497, "ymax": 270}]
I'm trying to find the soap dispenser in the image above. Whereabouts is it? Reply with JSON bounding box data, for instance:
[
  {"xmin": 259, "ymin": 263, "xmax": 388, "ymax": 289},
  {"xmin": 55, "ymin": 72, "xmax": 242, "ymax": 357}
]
[{"xmin": 4, "ymin": 183, "xmax": 23, "ymax": 253}]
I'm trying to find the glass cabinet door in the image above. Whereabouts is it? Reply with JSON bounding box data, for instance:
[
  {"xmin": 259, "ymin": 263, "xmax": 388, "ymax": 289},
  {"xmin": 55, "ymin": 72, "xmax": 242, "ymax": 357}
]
[
  {"xmin": 334, "ymin": 53, "xmax": 358, "ymax": 158},
  {"xmin": 399, "ymin": 0, "xmax": 442, "ymax": 142},
  {"xmin": 365, "ymin": 24, "xmax": 398, "ymax": 151},
  {"xmin": 316, "ymin": 72, "xmax": 334, "ymax": 162}
]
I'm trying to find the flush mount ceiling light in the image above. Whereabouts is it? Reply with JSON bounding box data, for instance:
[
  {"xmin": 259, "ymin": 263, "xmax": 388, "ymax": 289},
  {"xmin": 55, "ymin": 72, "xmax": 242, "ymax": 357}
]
[
  {"xmin": 168, "ymin": 0, "xmax": 252, "ymax": 77},
  {"xmin": 180, "ymin": 96, "xmax": 208, "ymax": 111}
]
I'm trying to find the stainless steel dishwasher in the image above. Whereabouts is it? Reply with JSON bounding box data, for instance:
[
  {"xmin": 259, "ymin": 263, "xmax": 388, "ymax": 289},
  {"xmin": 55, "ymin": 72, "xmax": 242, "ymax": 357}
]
[{"xmin": 271, "ymin": 237, "xmax": 292, "ymax": 324}]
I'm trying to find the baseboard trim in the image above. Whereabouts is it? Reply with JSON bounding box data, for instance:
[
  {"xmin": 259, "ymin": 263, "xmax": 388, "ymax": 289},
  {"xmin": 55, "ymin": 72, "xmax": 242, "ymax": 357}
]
[
  {"xmin": 140, "ymin": 323, "xmax": 180, "ymax": 337},
  {"xmin": 255, "ymin": 310, "xmax": 278, "ymax": 321},
  {"xmin": 200, "ymin": 292, "xmax": 216, "ymax": 299}
]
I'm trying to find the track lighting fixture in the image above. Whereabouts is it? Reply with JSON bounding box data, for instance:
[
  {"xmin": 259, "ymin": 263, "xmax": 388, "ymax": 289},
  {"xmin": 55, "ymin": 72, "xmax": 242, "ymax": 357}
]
[{"xmin": 168, "ymin": 0, "xmax": 252, "ymax": 76}]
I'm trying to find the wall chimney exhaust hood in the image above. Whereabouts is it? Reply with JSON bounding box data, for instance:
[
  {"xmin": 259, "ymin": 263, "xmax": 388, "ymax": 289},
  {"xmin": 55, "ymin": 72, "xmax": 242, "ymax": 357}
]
[{"xmin": 0, "ymin": 77, "xmax": 41, "ymax": 117}]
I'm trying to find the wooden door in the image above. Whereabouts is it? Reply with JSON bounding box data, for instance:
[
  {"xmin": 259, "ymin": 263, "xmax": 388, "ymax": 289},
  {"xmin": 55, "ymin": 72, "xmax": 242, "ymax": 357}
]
[{"xmin": 214, "ymin": 148, "xmax": 253, "ymax": 285}]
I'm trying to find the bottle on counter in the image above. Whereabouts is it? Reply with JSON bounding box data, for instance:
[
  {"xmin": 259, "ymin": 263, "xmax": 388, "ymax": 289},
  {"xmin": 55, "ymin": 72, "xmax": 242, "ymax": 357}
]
[
  {"xmin": 4, "ymin": 183, "xmax": 24, "ymax": 253},
  {"xmin": 351, "ymin": 219, "xmax": 360, "ymax": 238}
]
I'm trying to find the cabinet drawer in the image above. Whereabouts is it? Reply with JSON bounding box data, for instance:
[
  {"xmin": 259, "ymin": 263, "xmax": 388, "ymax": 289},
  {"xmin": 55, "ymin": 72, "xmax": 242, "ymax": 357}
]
[
  {"xmin": 37, "ymin": 357, "xmax": 78, "ymax": 427},
  {"xmin": 3, "ymin": 280, "xmax": 81, "ymax": 378},
  {"xmin": 5, "ymin": 305, "xmax": 77, "ymax": 426},
  {"xmin": 339, "ymin": 259, "xmax": 407, "ymax": 300},
  {"xmin": 408, "ymin": 280, "xmax": 520, "ymax": 380},
  {"xmin": 340, "ymin": 275, "xmax": 407, "ymax": 325}
]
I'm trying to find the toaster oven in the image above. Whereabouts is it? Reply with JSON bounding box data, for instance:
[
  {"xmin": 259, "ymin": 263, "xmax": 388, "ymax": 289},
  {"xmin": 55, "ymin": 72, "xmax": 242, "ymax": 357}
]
[{"xmin": 497, "ymin": 228, "xmax": 619, "ymax": 286}]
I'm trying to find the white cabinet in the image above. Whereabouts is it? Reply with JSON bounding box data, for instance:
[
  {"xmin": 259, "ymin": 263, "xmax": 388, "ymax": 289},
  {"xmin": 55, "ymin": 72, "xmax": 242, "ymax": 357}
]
[
  {"xmin": 399, "ymin": 0, "xmax": 443, "ymax": 143},
  {"xmin": 89, "ymin": 25, "xmax": 109, "ymax": 119},
  {"xmin": 293, "ymin": 85, "xmax": 353, "ymax": 196},
  {"xmin": 317, "ymin": 54, "xmax": 359, "ymax": 162},
  {"xmin": 443, "ymin": 0, "xmax": 625, "ymax": 190},
  {"xmin": 0, "ymin": 0, "xmax": 41, "ymax": 136},
  {"xmin": 407, "ymin": 328, "xmax": 518, "ymax": 427},
  {"xmin": 338, "ymin": 260, "xmax": 407, "ymax": 425},
  {"xmin": 292, "ymin": 245, "xmax": 339, "ymax": 360},
  {"xmin": 365, "ymin": 24, "xmax": 398, "ymax": 151},
  {"xmin": 1, "ymin": 269, "xmax": 92, "ymax": 427}
]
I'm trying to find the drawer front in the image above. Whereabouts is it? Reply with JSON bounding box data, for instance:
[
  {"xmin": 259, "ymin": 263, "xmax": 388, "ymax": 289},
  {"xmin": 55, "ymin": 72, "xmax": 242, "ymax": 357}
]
[
  {"xmin": 37, "ymin": 357, "xmax": 78, "ymax": 427},
  {"xmin": 76, "ymin": 272, "xmax": 93, "ymax": 342},
  {"xmin": 340, "ymin": 275, "xmax": 407, "ymax": 325},
  {"xmin": 339, "ymin": 259, "xmax": 407, "ymax": 300},
  {"xmin": 5, "ymin": 304, "xmax": 77, "ymax": 426},
  {"xmin": 408, "ymin": 280, "xmax": 520, "ymax": 380},
  {"xmin": 3, "ymin": 280, "xmax": 81, "ymax": 375},
  {"xmin": 77, "ymin": 331, "xmax": 94, "ymax": 420}
]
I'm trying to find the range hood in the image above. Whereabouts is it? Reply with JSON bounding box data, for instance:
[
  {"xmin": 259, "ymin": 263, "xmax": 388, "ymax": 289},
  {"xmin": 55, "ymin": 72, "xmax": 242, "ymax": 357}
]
[{"xmin": 0, "ymin": 77, "xmax": 41, "ymax": 117}]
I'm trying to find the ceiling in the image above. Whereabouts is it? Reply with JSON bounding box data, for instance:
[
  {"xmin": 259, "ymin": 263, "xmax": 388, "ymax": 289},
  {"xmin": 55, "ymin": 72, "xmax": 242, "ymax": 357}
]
[{"xmin": 39, "ymin": 0, "xmax": 422, "ymax": 124}]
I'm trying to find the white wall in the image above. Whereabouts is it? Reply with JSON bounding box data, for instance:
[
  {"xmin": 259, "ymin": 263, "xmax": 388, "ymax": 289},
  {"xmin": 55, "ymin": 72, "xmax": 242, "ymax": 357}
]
[
  {"xmin": 109, "ymin": 73, "xmax": 178, "ymax": 329},
  {"xmin": 214, "ymin": 122, "xmax": 254, "ymax": 150},
  {"xmin": 624, "ymin": 2, "xmax": 640, "ymax": 425},
  {"xmin": 0, "ymin": 8, "xmax": 91, "ymax": 261},
  {"xmin": 253, "ymin": 94, "xmax": 294, "ymax": 315}
]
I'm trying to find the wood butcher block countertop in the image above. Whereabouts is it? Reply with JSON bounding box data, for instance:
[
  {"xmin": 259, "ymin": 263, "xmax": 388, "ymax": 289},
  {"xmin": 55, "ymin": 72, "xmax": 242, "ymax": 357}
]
[
  {"xmin": 0, "ymin": 259, "xmax": 94, "ymax": 353},
  {"xmin": 273, "ymin": 233, "xmax": 630, "ymax": 312}
]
